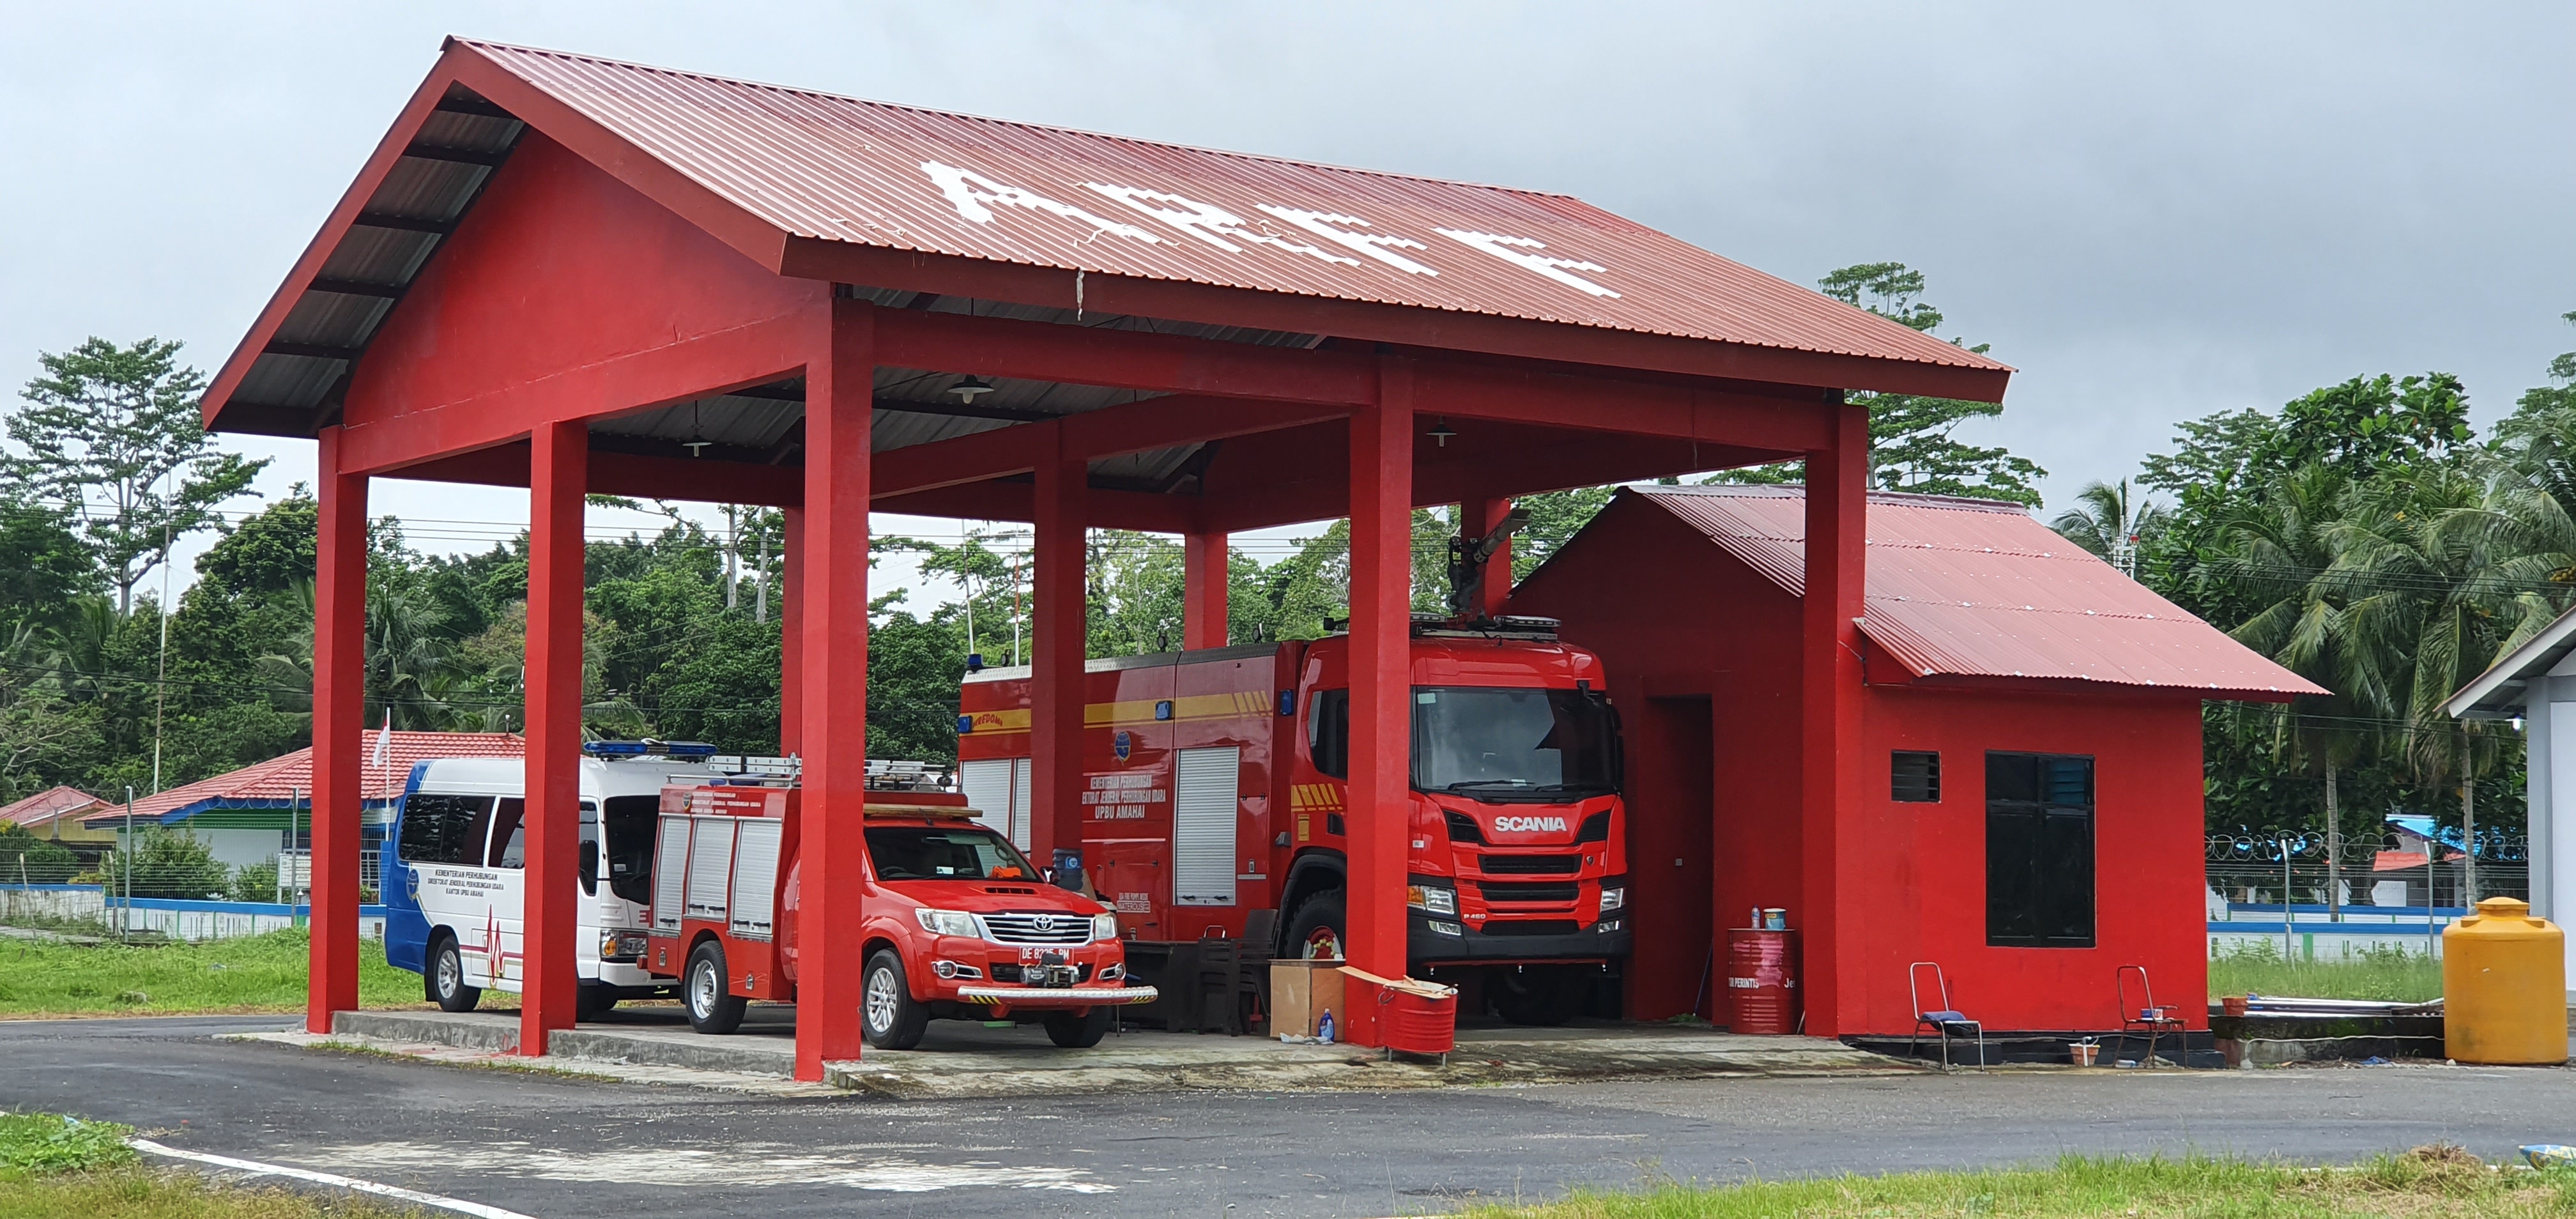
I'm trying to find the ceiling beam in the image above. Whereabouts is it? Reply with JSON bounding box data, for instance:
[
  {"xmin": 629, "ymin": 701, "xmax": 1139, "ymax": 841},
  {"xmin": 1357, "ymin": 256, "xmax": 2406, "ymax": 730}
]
[
  {"xmin": 402, "ymin": 142, "xmax": 509, "ymax": 167},
  {"xmin": 307, "ymin": 279, "xmax": 406, "ymax": 300},
  {"xmin": 264, "ymin": 341, "xmax": 364, "ymax": 362},
  {"xmin": 352, "ymin": 211, "xmax": 454, "ymax": 235},
  {"xmin": 869, "ymin": 395, "xmax": 1349, "ymax": 501}
]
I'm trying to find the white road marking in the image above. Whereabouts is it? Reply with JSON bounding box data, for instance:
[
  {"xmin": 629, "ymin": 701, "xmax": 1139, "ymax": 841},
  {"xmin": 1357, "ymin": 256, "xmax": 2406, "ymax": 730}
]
[
  {"xmin": 313, "ymin": 1138, "xmax": 1116, "ymax": 1193},
  {"xmin": 128, "ymin": 1138, "xmax": 536, "ymax": 1219}
]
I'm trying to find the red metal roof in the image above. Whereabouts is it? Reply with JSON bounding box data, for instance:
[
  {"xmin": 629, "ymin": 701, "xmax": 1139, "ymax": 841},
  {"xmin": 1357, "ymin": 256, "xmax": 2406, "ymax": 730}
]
[
  {"xmin": 84, "ymin": 732, "xmax": 526, "ymax": 827},
  {"xmin": 0, "ymin": 786, "xmax": 108, "ymax": 832},
  {"xmin": 1631, "ymin": 485, "xmax": 2324, "ymax": 702},
  {"xmin": 456, "ymin": 40, "xmax": 1999, "ymax": 372},
  {"xmin": 203, "ymin": 39, "xmax": 2011, "ymax": 434}
]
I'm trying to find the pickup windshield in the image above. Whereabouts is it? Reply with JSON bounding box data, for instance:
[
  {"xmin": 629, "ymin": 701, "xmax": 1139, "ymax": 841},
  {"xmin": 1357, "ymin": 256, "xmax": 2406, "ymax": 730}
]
[
  {"xmin": 1412, "ymin": 686, "xmax": 1619, "ymax": 801},
  {"xmin": 866, "ymin": 825, "xmax": 1038, "ymax": 882}
]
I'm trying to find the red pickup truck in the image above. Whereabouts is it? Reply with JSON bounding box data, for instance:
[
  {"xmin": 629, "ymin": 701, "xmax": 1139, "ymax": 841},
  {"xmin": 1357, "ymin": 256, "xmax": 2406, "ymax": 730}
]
[{"xmin": 644, "ymin": 776, "xmax": 1156, "ymax": 1050}]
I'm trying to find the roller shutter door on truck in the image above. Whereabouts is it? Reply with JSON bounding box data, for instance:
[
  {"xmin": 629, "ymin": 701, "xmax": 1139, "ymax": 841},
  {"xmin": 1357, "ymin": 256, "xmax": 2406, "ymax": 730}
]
[
  {"xmin": 1173, "ymin": 746, "xmax": 1239, "ymax": 907},
  {"xmin": 961, "ymin": 759, "xmax": 1026, "ymax": 850},
  {"xmin": 686, "ymin": 817, "xmax": 737, "ymax": 924},
  {"xmin": 652, "ymin": 815, "xmax": 690, "ymax": 933},
  {"xmin": 729, "ymin": 818, "xmax": 782, "ymax": 940}
]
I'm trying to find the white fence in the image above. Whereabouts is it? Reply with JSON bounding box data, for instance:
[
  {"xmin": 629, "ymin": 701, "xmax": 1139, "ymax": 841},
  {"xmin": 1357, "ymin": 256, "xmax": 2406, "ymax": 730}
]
[{"xmin": 2, "ymin": 885, "xmax": 387, "ymax": 942}]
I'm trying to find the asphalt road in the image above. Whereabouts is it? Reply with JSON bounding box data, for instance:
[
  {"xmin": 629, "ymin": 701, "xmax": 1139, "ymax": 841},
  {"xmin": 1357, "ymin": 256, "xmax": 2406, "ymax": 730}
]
[{"xmin": 6, "ymin": 1015, "xmax": 2576, "ymax": 1218}]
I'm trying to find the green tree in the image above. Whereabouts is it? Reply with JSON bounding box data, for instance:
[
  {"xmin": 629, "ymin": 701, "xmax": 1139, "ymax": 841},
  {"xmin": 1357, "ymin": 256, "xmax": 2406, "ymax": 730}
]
[
  {"xmin": 6, "ymin": 339, "xmax": 266, "ymax": 615},
  {"xmin": 2048, "ymin": 479, "xmax": 2168, "ymax": 571},
  {"xmin": 97, "ymin": 829, "xmax": 229, "ymax": 900}
]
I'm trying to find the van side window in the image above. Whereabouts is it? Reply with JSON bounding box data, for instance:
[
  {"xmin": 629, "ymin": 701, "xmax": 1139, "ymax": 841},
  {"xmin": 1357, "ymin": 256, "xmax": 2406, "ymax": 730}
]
[
  {"xmin": 1307, "ymin": 688, "xmax": 1350, "ymax": 779},
  {"xmin": 397, "ymin": 794, "xmax": 489, "ymax": 866},
  {"xmin": 463, "ymin": 798, "xmax": 500, "ymax": 869},
  {"xmin": 488, "ymin": 799, "xmax": 526, "ymax": 869}
]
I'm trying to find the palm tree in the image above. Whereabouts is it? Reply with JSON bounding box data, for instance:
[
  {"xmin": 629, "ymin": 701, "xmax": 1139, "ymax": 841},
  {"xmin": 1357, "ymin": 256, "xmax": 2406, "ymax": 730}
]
[
  {"xmin": 2050, "ymin": 479, "xmax": 2168, "ymax": 577},
  {"xmin": 2217, "ymin": 463, "xmax": 2381, "ymax": 909}
]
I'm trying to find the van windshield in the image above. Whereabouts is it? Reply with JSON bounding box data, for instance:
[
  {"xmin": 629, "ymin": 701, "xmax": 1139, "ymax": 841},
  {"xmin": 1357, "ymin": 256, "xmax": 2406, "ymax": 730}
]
[
  {"xmin": 866, "ymin": 826, "xmax": 1037, "ymax": 882},
  {"xmin": 1411, "ymin": 686, "xmax": 1620, "ymax": 801}
]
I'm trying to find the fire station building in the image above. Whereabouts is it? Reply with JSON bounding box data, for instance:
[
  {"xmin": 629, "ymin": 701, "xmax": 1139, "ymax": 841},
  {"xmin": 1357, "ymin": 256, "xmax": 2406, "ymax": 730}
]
[{"xmin": 1513, "ymin": 485, "xmax": 2319, "ymax": 1035}]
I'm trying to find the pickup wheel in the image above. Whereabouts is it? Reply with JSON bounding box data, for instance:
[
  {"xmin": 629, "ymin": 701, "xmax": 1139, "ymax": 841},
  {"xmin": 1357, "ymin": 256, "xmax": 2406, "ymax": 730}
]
[
  {"xmin": 1044, "ymin": 1006, "xmax": 1110, "ymax": 1048},
  {"xmin": 862, "ymin": 950, "xmax": 928, "ymax": 1050},
  {"xmin": 684, "ymin": 940, "xmax": 747, "ymax": 1034},
  {"xmin": 428, "ymin": 933, "xmax": 480, "ymax": 1013},
  {"xmin": 1284, "ymin": 890, "xmax": 1347, "ymax": 960}
]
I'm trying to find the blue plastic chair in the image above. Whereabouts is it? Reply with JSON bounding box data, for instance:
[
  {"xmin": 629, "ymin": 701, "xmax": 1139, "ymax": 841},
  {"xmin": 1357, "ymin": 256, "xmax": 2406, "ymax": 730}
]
[{"xmin": 1909, "ymin": 961, "xmax": 1984, "ymax": 1069}]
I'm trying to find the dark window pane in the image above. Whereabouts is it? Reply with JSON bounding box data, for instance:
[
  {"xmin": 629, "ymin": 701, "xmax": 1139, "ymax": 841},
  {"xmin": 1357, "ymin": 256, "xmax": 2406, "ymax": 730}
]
[
  {"xmin": 2044, "ymin": 758, "xmax": 2093, "ymax": 806},
  {"xmin": 2041, "ymin": 808, "xmax": 2096, "ymax": 942},
  {"xmin": 397, "ymin": 794, "xmax": 490, "ymax": 866},
  {"xmin": 489, "ymin": 798, "xmax": 526, "ymax": 869},
  {"xmin": 1985, "ymin": 803, "xmax": 2041, "ymax": 942},
  {"xmin": 1892, "ymin": 751, "xmax": 1940, "ymax": 802},
  {"xmin": 1308, "ymin": 689, "xmax": 1350, "ymax": 779},
  {"xmin": 864, "ymin": 826, "xmax": 1038, "ymax": 881},
  {"xmin": 461, "ymin": 797, "xmax": 499, "ymax": 870},
  {"xmin": 1986, "ymin": 753, "xmax": 2037, "ymax": 802},
  {"xmin": 601, "ymin": 796, "xmax": 659, "ymax": 905}
]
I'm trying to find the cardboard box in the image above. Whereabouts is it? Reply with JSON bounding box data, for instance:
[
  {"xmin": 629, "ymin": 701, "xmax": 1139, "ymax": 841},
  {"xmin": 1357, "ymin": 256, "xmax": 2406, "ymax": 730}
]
[{"xmin": 1268, "ymin": 958, "xmax": 1346, "ymax": 1039}]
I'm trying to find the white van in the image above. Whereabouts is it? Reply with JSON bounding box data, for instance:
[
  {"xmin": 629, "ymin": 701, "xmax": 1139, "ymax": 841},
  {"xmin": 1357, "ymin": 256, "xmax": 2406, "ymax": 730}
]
[{"xmin": 383, "ymin": 744, "xmax": 730, "ymax": 1016}]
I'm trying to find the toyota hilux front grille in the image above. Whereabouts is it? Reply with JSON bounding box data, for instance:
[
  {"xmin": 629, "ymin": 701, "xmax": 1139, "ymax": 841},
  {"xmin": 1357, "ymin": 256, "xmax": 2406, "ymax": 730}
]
[{"xmin": 979, "ymin": 912, "xmax": 1094, "ymax": 944}]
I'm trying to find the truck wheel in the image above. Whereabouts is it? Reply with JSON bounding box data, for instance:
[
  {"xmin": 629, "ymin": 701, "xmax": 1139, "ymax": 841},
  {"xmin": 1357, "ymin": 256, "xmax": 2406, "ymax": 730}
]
[
  {"xmin": 1043, "ymin": 1006, "xmax": 1110, "ymax": 1048},
  {"xmin": 429, "ymin": 933, "xmax": 480, "ymax": 1013},
  {"xmin": 576, "ymin": 985, "xmax": 618, "ymax": 1022},
  {"xmin": 684, "ymin": 940, "xmax": 747, "ymax": 1034},
  {"xmin": 862, "ymin": 949, "xmax": 928, "ymax": 1050},
  {"xmin": 1285, "ymin": 891, "xmax": 1347, "ymax": 960},
  {"xmin": 1493, "ymin": 965, "xmax": 1581, "ymax": 1026}
]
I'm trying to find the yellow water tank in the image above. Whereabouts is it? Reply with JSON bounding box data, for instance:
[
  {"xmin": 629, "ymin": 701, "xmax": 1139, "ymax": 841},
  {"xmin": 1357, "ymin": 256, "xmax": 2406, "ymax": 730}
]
[{"xmin": 2442, "ymin": 896, "xmax": 2568, "ymax": 1065}]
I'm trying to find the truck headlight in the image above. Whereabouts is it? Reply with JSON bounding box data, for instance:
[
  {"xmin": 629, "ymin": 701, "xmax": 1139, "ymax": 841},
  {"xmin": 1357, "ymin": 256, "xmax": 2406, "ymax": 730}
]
[
  {"xmin": 1092, "ymin": 912, "xmax": 1119, "ymax": 940},
  {"xmin": 597, "ymin": 930, "xmax": 648, "ymax": 960},
  {"xmin": 916, "ymin": 908, "xmax": 981, "ymax": 937},
  {"xmin": 1598, "ymin": 886, "xmax": 1626, "ymax": 915},
  {"xmin": 1406, "ymin": 884, "xmax": 1457, "ymax": 915}
]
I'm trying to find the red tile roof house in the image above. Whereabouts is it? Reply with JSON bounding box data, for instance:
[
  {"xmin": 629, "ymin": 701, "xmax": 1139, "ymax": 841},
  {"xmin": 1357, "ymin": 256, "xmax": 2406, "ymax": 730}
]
[
  {"xmin": 1, "ymin": 786, "xmax": 115, "ymax": 851},
  {"xmin": 82, "ymin": 733, "xmax": 525, "ymax": 876},
  {"xmin": 1510, "ymin": 484, "xmax": 2317, "ymax": 1052}
]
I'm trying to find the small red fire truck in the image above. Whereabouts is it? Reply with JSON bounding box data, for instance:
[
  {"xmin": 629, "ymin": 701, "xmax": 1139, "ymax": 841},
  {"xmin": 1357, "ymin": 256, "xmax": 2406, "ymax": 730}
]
[
  {"xmin": 643, "ymin": 762, "xmax": 1156, "ymax": 1050},
  {"xmin": 956, "ymin": 615, "xmax": 1632, "ymax": 1024}
]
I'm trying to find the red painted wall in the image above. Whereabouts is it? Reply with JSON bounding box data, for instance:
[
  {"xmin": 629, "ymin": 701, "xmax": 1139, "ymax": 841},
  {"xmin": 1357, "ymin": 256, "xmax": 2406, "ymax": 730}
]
[
  {"xmin": 345, "ymin": 132, "xmax": 825, "ymax": 437},
  {"xmin": 1514, "ymin": 494, "xmax": 2212, "ymax": 1035}
]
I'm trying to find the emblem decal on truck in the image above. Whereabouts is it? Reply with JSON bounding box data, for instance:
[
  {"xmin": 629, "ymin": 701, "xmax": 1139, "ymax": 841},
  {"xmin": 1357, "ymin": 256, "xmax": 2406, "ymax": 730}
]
[{"xmin": 1493, "ymin": 815, "xmax": 1568, "ymax": 834}]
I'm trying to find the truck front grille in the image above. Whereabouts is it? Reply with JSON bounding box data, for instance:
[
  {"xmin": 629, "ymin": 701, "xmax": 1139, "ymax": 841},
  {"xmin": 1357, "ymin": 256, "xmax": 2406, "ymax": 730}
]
[
  {"xmin": 1478, "ymin": 854, "xmax": 1581, "ymax": 875},
  {"xmin": 1480, "ymin": 919, "xmax": 1580, "ymax": 936},
  {"xmin": 980, "ymin": 912, "xmax": 1095, "ymax": 944},
  {"xmin": 1476, "ymin": 881, "xmax": 1579, "ymax": 904}
]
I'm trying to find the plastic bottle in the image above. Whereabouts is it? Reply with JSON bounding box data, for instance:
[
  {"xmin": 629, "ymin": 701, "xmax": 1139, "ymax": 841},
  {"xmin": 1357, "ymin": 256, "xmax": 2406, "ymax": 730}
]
[{"xmin": 1317, "ymin": 1009, "xmax": 1335, "ymax": 1044}]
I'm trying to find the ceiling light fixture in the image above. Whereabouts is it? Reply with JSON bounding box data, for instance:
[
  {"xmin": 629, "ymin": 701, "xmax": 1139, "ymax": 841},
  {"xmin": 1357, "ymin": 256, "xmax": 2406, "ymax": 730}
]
[
  {"xmin": 950, "ymin": 376, "xmax": 997, "ymax": 404},
  {"xmin": 1427, "ymin": 418, "xmax": 1457, "ymax": 447}
]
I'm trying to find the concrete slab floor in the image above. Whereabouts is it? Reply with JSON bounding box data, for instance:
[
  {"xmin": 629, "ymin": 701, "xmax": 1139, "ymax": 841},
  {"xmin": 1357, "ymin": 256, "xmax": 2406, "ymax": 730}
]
[{"xmin": 298, "ymin": 1004, "xmax": 1920, "ymax": 1098}]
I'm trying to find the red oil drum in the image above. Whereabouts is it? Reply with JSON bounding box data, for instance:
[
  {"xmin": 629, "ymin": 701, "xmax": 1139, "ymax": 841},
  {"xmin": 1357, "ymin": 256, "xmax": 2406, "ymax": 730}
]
[
  {"xmin": 1728, "ymin": 928, "xmax": 1800, "ymax": 1034},
  {"xmin": 1377, "ymin": 986, "xmax": 1458, "ymax": 1056}
]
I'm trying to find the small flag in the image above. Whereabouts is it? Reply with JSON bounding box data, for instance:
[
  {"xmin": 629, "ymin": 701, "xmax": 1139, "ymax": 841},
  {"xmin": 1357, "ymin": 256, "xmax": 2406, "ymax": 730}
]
[{"xmin": 371, "ymin": 709, "xmax": 393, "ymax": 768}]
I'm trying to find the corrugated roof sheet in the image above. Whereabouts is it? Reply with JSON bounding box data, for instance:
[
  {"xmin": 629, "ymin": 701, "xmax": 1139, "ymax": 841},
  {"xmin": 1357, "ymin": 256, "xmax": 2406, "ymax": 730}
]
[
  {"xmin": 85, "ymin": 732, "xmax": 526, "ymax": 827},
  {"xmin": 1633, "ymin": 485, "xmax": 2324, "ymax": 701},
  {"xmin": 459, "ymin": 40, "xmax": 2002, "ymax": 374}
]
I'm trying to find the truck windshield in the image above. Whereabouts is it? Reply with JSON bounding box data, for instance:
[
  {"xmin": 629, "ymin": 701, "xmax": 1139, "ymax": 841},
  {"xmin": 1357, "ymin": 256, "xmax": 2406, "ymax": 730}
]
[
  {"xmin": 866, "ymin": 826, "xmax": 1038, "ymax": 882},
  {"xmin": 1412, "ymin": 686, "xmax": 1619, "ymax": 800}
]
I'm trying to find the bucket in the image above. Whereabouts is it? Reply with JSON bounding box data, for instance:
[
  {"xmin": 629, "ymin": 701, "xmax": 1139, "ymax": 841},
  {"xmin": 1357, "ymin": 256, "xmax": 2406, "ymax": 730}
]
[{"xmin": 2069, "ymin": 1039, "xmax": 2099, "ymax": 1066}]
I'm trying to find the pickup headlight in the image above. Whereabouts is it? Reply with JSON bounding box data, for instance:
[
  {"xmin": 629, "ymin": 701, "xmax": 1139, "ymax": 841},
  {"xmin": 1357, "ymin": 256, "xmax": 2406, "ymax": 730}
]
[
  {"xmin": 1092, "ymin": 912, "xmax": 1119, "ymax": 940},
  {"xmin": 1406, "ymin": 883, "xmax": 1457, "ymax": 916},
  {"xmin": 1598, "ymin": 886, "xmax": 1626, "ymax": 915},
  {"xmin": 915, "ymin": 908, "xmax": 981, "ymax": 937}
]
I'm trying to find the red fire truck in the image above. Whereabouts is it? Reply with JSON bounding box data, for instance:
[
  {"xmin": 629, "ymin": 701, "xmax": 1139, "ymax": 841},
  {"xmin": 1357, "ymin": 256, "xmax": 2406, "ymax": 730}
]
[
  {"xmin": 956, "ymin": 615, "xmax": 1632, "ymax": 1024},
  {"xmin": 643, "ymin": 762, "xmax": 1156, "ymax": 1050}
]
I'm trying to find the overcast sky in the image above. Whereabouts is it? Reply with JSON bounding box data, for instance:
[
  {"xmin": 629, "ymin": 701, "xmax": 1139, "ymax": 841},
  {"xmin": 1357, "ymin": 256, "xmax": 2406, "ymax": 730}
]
[{"xmin": 5, "ymin": 2, "xmax": 2571, "ymax": 599}]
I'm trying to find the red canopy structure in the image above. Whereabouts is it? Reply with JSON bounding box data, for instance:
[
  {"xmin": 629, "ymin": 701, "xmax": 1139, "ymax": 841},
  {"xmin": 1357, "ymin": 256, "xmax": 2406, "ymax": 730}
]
[{"xmin": 205, "ymin": 40, "xmax": 2011, "ymax": 1078}]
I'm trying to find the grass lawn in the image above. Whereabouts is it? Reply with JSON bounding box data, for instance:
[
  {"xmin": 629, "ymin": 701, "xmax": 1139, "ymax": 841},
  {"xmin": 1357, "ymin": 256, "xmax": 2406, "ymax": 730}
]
[
  {"xmin": 2208, "ymin": 940, "xmax": 2444, "ymax": 1003},
  {"xmin": 1466, "ymin": 1149, "xmax": 2576, "ymax": 1219},
  {"xmin": 0, "ymin": 929, "xmax": 422, "ymax": 1018},
  {"xmin": 0, "ymin": 1112, "xmax": 422, "ymax": 1218}
]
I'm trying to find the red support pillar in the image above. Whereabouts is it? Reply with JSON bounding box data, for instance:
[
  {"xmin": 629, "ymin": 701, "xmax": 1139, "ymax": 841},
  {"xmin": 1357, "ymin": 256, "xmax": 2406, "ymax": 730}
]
[
  {"xmin": 780, "ymin": 505, "xmax": 805, "ymax": 756},
  {"xmin": 307, "ymin": 426, "xmax": 367, "ymax": 1034},
  {"xmin": 1797, "ymin": 400, "xmax": 1869, "ymax": 1037},
  {"xmin": 521, "ymin": 420, "xmax": 587, "ymax": 1055},
  {"xmin": 796, "ymin": 298, "xmax": 873, "ymax": 1078},
  {"xmin": 1031, "ymin": 434, "xmax": 1088, "ymax": 866},
  {"xmin": 1182, "ymin": 532, "xmax": 1228, "ymax": 650},
  {"xmin": 1466, "ymin": 497, "xmax": 1515, "ymax": 618},
  {"xmin": 1344, "ymin": 357, "xmax": 1415, "ymax": 1047}
]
